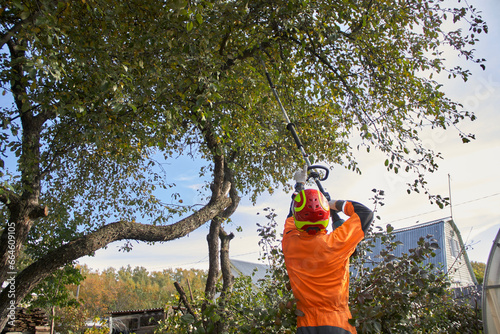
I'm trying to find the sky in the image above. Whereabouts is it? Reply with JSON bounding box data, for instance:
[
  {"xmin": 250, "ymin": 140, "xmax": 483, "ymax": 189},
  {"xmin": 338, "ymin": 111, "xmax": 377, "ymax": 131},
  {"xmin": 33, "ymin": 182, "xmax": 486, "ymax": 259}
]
[
  {"xmin": 79, "ymin": 0, "xmax": 500, "ymax": 273},
  {"xmin": 1, "ymin": 2, "xmax": 497, "ymax": 273}
]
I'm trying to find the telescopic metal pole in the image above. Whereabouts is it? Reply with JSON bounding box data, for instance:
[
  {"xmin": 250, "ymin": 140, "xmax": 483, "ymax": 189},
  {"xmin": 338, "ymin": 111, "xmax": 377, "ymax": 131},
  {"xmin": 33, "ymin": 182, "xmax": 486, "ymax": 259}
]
[
  {"xmin": 262, "ymin": 67, "xmax": 312, "ymax": 168},
  {"xmin": 258, "ymin": 55, "xmax": 330, "ymax": 200}
]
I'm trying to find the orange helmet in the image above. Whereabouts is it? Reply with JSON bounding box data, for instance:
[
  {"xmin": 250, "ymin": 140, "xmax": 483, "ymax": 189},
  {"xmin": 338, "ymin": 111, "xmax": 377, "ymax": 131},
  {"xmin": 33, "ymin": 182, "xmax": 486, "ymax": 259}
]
[{"xmin": 293, "ymin": 189, "xmax": 330, "ymax": 233}]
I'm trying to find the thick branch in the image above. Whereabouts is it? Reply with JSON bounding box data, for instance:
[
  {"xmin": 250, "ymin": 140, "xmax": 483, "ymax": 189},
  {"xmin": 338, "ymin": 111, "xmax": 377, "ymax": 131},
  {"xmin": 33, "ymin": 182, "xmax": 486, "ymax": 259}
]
[
  {"xmin": 0, "ymin": 193, "xmax": 231, "ymax": 329},
  {"xmin": 28, "ymin": 205, "xmax": 49, "ymax": 219}
]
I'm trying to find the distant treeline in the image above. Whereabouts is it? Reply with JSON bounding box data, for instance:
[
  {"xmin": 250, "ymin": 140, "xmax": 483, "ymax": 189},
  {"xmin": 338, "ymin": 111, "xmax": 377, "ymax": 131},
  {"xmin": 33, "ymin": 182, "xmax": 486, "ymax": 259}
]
[{"xmin": 73, "ymin": 265, "xmax": 207, "ymax": 317}]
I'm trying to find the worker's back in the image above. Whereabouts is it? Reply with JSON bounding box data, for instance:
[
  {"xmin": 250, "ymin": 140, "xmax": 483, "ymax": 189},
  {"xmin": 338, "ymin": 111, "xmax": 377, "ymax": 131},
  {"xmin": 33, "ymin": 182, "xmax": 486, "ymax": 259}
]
[{"xmin": 282, "ymin": 200, "xmax": 372, "ymax": 334}]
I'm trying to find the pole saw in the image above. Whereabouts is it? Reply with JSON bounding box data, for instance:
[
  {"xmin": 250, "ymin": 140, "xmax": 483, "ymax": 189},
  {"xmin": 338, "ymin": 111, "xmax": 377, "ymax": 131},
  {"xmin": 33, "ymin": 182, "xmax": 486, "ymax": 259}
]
[{"xmin": 257, "ymin": 54, "xmax": 331, "ymax": 201}]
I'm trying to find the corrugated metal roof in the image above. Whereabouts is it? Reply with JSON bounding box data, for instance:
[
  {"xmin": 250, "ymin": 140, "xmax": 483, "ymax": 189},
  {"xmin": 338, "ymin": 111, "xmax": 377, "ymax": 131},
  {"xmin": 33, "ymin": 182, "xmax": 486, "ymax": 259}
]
[
  {"xmin": 109, "ymin": 307, "xmax": 164, "ymax": 316},
  {"xmin": 391, "ymin": 217, "xmax": 451, "ymax": 233},
  {"xmin": 366, "ymin": 219, "xmax": 447, "ymax": 268}
]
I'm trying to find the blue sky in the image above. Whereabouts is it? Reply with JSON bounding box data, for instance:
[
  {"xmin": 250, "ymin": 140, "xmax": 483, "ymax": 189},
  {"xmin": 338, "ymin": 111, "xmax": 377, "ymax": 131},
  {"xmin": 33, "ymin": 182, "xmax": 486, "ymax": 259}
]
[{"xmin": 80, "ymin": 0, "xmax": 500, "ymax": 272}]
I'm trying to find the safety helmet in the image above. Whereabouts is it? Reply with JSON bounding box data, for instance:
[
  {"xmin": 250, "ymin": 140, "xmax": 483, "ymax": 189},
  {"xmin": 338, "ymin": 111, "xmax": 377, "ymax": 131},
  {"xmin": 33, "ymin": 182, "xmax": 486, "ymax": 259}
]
[{"xmin": 293, "ymin": 189, "xmax": 330, "ymax": 233}]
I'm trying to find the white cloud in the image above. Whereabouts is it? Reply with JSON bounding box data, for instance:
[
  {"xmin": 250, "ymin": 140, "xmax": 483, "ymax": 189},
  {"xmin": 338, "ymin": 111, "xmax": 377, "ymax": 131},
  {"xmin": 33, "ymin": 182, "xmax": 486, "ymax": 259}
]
[{"xmin": 186, "ymin": 183, "xmax": 206, "ymax": 190}]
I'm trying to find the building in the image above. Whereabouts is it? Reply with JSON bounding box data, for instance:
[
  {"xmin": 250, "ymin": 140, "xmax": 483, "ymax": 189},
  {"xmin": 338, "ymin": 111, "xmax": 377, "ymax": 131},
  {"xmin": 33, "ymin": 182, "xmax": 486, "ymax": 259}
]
[
  {"xmin": 108, "ymin": 308, "xmax": 166, "ymax": 334},
  {"xmin": 229, "ymin": 259, "xmax": 270, "ymax": 288},
  {"xmin": 359, "ymin": 217, "xmax": 477, "ymax": 288},
  {"xmin": 483, "ymin": 227, "xmax": 500, "ymax": 333}
]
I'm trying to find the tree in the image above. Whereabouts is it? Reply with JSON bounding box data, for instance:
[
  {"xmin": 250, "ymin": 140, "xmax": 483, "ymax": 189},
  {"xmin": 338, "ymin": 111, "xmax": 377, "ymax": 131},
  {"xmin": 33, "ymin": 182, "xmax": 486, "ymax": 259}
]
[
  {"xmin": 25, "ymin": 265, "xmax": 83, "ymax": 334},
  {"xmin": 0, "ymin": 0, "xmax": 487, "ymax": 330},
  {"xmin": 72, "ymin": 265, "xmax": 207, "ymax": 319},
  {"xmin": 471, "ymin": 261, "xmax": 486, "ymax": 285}
]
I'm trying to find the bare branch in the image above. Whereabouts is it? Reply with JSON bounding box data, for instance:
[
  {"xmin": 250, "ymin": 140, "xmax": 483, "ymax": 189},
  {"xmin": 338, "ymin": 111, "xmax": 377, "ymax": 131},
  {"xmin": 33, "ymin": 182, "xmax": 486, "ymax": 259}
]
[{"xmin": 174, "ymin": 281, "xmax": 199, "ymax": 322}]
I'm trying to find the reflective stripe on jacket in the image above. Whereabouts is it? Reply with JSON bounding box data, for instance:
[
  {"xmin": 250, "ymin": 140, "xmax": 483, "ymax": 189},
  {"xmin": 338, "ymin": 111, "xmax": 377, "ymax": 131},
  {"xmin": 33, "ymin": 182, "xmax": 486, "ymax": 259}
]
[{"xmin": 282, "ymin": 201, "xmax": 373, "ymax": 334}]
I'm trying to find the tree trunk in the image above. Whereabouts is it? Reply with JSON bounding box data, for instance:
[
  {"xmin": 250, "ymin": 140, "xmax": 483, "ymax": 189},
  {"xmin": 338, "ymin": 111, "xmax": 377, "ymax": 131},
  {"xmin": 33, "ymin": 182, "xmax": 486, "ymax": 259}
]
[
  {"xmin": 219, "ymin": 229, "xmax": 235, "ymax": 300},
  {"xmin": 217, "ymin": 229, "xmax": 235, "ymax": 333},
  {"xmin": 202, "ymin": 175, "xmax": 240, "ymax": 333},
  {"xmin": 0, "ymin": 39, "xmax": 48, "ymax": 286},
  {"xmin": 204, "ymin": 164, "xmax": 239, "ymax": 301},
  {"xmin": 205, "ymin": 217, "xmax": 221, "ymax": 302}
]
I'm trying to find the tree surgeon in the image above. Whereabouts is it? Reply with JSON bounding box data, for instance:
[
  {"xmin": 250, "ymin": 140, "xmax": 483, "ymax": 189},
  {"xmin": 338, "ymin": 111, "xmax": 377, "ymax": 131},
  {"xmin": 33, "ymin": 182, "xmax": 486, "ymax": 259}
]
[{"xmin": 282, "ymin": 167, "xmax": 373, "ymax": 334}]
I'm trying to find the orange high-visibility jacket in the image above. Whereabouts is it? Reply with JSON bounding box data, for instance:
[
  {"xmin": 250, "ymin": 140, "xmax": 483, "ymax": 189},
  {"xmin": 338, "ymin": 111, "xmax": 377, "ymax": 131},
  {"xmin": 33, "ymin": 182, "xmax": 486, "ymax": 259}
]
[{"xmin": 282, "ymin": 200, "xmax": 373, "ymax": 334}]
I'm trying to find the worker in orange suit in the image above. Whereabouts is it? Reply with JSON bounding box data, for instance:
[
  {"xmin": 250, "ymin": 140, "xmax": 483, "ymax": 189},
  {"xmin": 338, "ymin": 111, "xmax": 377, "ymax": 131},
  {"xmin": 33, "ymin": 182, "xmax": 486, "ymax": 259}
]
[{"xmin": 282, "ymin": 166, "xmax": 374, "ymax": 334}]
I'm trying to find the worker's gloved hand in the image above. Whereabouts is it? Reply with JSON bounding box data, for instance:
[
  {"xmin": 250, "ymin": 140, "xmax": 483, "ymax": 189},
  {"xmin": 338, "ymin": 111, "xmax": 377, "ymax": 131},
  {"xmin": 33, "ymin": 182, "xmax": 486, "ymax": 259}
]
[
  {"xmin": 330, "ymin": 209, "xmax": 345, "ymax": 229},
  {"xmin": 329, "ymin": 200, "xmax": 344, "ymax": 212},
  {"xmin": 293, "ymin": 165, "xmax": 308, "ymax": 184}
]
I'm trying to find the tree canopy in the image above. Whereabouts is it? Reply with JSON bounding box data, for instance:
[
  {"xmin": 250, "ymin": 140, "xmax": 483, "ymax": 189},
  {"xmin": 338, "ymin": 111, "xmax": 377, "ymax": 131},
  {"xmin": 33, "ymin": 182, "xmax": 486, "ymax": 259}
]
[{"xmin": 0, "ymin": 0, "xmax": 487, "ymax": 329}]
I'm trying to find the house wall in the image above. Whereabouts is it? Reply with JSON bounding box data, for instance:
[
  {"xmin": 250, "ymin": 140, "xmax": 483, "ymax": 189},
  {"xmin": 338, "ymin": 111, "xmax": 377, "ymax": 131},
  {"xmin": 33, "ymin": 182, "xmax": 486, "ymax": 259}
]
[
  {"xmin": 110, "ymin": 309, "xmax": 165, "ymax": 334},
  {"xmin": 358, "ymin": 219, "xmax": 476, "ymax": 288},
  {"xmin": 392, "ymin": 221, "xmax": 447, "ymax": 269},
  {"xmin": 444, "ymin": 221, "xmax": 477, "ymax": 288},
  {"xmin": 361, "ymin": 221, "xmax": 447, "ymax": 270}
]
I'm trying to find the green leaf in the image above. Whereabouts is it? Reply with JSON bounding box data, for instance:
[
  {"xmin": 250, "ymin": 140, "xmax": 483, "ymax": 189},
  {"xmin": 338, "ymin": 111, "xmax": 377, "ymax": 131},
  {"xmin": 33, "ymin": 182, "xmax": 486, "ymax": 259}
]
[
  {"xmin": 12, "ymin": 0, "xmax": 24, "ymax": 10},
  {"xmin": 20, "ymin": 10, "xmax": 30, "ymax": 20},
  {"xmin": 196, "ymin": 13, "xmax": 203, "ymax": 25},
  {"xmin": 171, "ymin": 0, "xmax": 187, "ymax": 9},
  {"xmin": 181, "ymin": 313, "xmax": 195, "ymax": 324}
]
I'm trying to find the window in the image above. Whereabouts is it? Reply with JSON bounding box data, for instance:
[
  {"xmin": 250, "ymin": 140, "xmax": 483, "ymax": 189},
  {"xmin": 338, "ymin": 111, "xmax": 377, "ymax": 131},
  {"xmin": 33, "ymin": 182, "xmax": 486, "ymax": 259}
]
[
  {"xmin": 449, "ymin": 238, "xmax": 460, "ymax": 258},
  {"xmin": 129, "ymin": 318, "xmax": 139, "ymax": 330}
]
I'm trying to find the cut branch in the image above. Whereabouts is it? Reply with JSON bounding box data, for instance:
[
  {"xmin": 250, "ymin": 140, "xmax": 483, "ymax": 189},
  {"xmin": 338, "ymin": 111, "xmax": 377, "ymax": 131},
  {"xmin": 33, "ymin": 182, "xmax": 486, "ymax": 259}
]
[{"xmin": 174, "ymin": 281, "xmax": 199, "ymax": 322}]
